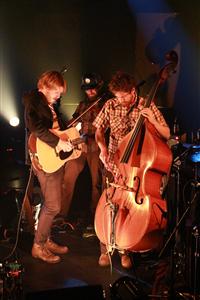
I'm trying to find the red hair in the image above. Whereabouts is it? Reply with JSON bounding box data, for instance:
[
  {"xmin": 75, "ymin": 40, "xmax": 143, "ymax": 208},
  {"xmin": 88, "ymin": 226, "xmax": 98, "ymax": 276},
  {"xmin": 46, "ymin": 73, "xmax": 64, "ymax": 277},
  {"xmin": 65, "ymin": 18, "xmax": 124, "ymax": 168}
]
[{"xmin": 37, "ymin": 71, "xmax": 66, "ymax": 92}]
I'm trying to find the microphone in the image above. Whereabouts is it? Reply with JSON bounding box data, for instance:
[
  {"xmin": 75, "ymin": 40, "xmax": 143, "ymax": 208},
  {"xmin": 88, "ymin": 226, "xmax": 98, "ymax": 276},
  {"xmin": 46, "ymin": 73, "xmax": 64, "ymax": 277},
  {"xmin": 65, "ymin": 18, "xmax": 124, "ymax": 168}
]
[{"xmin": 60, "ymin": 66, "xmax": 68, "ymax": 75}]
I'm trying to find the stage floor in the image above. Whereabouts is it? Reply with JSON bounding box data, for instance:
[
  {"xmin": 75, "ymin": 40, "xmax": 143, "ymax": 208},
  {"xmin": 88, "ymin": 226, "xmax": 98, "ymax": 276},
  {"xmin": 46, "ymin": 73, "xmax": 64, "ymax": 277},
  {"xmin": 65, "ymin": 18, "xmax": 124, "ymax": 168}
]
[
  {"xmin": 0, "ymin": 156, "xmax": 198, "ymax": 299},
  {"xmin": 0, "ymin": 223, "xmax": 193, "ymax": 300}
]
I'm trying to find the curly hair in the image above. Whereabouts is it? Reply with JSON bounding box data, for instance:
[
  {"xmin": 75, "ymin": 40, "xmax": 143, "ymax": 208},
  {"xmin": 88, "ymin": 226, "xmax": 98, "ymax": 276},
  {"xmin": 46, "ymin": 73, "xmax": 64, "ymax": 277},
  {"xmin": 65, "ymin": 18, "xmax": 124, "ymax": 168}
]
[{"xmin": 108, "ymin": 70, "xmax": 137, "ymax": 94}]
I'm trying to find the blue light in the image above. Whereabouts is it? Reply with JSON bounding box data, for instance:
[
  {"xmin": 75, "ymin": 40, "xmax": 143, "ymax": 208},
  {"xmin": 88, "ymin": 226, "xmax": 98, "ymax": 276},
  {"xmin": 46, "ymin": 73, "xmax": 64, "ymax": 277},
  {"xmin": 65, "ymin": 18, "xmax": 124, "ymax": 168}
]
[
  {"xmin": 189, "ymin": 148, "xmax": 200, "ymax": 163},
  {"xmin": 63, "ymin": 278, "xmax": 88, "ymax": 288}
]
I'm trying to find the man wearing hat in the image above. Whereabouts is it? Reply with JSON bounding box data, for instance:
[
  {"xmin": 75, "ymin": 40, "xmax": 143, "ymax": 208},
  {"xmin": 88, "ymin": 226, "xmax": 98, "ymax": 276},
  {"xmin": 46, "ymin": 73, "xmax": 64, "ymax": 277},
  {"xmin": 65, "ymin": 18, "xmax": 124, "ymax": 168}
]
[{"xmin": 60, "ymin": 73, "xmax": 111, "ymax": 236}]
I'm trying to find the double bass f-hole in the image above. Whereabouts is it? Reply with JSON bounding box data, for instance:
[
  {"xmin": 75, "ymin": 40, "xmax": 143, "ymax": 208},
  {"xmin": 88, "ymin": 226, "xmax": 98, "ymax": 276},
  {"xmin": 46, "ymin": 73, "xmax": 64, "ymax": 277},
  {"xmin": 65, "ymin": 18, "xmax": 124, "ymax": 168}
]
[{"xmin": 133, "ymin": 175, "xmax": 143, "ymax": 205}]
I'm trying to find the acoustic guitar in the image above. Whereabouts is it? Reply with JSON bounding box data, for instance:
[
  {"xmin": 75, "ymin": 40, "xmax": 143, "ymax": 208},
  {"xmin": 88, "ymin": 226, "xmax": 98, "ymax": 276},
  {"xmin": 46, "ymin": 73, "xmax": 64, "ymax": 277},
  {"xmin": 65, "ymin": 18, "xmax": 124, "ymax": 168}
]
[{"xmin": 28, "ymin": 127, "xmax": 85, "ymax": 173}]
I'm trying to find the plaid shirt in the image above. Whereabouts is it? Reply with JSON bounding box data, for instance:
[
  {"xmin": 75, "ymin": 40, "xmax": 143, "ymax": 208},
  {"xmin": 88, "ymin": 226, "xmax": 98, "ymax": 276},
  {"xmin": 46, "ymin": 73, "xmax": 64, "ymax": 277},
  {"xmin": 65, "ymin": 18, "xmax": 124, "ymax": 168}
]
[{"xmin": 93, "ymin": 97, "xmax": 168, "ymax": 176}]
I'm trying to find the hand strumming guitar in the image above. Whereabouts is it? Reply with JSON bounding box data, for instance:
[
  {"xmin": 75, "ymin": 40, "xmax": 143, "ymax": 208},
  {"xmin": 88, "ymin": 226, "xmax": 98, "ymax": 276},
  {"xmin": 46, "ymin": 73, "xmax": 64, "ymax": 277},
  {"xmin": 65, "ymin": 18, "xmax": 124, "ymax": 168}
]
[{"xmin": 56, "ymin": 139, "xmax": 73, "ymax": 153}]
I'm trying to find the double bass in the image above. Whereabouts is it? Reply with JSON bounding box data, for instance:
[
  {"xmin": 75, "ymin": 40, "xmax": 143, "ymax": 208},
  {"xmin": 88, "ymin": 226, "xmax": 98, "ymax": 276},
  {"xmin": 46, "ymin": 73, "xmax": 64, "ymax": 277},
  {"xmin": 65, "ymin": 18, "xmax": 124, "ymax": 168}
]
[{"xmin": 95, "ymin": 51, "xmax": 178, "ymax": 253}]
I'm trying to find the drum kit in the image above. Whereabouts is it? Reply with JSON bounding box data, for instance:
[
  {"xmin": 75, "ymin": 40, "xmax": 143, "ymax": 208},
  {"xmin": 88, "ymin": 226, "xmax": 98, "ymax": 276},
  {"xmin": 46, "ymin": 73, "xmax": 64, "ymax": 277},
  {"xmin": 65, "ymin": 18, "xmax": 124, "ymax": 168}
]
[{"xmin": 165, "ymin": 129, "xmax": 200, "ymax": 298}]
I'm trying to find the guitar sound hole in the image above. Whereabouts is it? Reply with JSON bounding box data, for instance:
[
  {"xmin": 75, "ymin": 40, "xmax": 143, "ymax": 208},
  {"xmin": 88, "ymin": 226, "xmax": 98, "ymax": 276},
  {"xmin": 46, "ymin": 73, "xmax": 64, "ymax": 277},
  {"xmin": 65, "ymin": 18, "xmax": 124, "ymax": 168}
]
[{"xmin": 59, "ymin": 150, "xmax": 73, "ymax": 160}]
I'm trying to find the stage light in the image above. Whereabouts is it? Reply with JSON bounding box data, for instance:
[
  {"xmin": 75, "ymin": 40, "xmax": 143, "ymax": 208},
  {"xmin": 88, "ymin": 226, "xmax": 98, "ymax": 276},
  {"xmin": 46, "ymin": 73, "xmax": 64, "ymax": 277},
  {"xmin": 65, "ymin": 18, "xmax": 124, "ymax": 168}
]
[
  {"xmin": 9, "ymin": 116, "xmax": 20, "ymax": 127},
  {"xmin": 0, "ymin": 50, "xmax": 19, "ymax": 126}
]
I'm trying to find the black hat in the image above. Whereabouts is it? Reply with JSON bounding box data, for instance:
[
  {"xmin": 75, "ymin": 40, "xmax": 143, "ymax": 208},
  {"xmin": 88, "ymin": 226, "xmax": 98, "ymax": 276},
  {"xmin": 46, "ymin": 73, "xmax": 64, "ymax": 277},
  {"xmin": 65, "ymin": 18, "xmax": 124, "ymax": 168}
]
[{"xmin": 81, "ymin": 73, "xmax": 103, "ymax": 90}]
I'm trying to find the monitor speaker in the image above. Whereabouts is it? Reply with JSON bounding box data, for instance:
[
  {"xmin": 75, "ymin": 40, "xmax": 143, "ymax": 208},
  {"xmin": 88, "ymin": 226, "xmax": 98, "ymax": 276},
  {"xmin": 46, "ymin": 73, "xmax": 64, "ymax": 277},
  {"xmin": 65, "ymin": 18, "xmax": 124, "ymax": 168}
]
[{"xmin": 25, "ymin": 284, "xmax": 104, "ymax": 300}]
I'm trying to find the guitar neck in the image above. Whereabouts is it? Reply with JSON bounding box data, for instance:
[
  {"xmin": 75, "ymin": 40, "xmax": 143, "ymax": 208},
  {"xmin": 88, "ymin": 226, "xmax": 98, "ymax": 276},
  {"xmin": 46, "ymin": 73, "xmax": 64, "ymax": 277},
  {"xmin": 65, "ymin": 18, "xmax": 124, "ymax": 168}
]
[{"xmin": 71, "ymin": 137, "xmax": 84, "ymax": 146}]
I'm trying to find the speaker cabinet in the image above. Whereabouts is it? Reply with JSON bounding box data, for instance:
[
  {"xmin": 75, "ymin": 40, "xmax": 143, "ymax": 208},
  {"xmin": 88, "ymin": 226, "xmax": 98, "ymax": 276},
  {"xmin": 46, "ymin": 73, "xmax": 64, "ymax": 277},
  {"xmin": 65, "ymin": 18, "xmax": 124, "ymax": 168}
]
[{"xmin": 25, "ymin": 285, "xmax": 104, "ymax": 300}]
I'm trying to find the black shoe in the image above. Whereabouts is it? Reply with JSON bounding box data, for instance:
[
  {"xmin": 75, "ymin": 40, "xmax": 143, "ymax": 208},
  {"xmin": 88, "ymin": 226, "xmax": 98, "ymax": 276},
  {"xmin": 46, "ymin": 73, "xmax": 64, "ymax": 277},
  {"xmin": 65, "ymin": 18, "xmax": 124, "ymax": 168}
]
[
  {"xmin": 51, "ymin": 219, "xmax": 75, "ymax": 234},
  {"xmin": 82, "ymin": 225, "xmax": 96, "ymax": 238}
]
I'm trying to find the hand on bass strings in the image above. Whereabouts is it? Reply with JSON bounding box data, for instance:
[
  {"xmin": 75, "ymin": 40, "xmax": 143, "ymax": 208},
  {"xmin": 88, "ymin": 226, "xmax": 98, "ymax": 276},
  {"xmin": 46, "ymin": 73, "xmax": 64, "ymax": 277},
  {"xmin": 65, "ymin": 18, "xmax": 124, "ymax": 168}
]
[
  {"xmin": 141, "ymin": 108, "xmax": 156, "ymax": 125},
  {"xmin": 141, "ymin": 107, "xmax": 170, "ymax": 139}
]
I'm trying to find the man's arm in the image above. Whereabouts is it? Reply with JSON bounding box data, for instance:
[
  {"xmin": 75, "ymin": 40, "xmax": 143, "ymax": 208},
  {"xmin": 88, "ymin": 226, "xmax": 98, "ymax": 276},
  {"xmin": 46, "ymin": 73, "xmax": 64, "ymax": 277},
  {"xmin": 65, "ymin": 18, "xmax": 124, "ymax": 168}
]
[
  {"xmin": 141, "ymin": 107, "xmax": 170, "ymax": 140},
  {"xmin": 95, "ymin": 127, "xmax": 109, "ymax": 164},
  {"xmin": 151, "ymin": 120, "xmax": 170, "ymax": 140}
]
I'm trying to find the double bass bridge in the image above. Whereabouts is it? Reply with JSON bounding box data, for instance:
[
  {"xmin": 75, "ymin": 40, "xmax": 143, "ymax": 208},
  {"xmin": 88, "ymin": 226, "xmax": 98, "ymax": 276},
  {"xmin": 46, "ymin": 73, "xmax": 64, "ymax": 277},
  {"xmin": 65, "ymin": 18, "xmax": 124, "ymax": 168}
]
[{"xmin": 109, "ymin": 182, "xmax": 136, "ymax": 193}]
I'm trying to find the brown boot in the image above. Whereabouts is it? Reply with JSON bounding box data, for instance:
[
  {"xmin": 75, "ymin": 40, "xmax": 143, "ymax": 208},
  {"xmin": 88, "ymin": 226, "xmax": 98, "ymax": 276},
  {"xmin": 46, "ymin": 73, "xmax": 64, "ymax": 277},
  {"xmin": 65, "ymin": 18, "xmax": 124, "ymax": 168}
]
[
  {"xmin": 45, "ymin": 239, "xmax": 68, "ymax": 254},
  {"xmin": 98, "ymin": 253, "xmax": 110, "ymax": 267},
  {"xmin": 121, "ymin": 254, "xmax": 132, "ymax": 269},
  {"xmin": 32, "ymin": 243, "xmax": 60, "ymax": 264}
]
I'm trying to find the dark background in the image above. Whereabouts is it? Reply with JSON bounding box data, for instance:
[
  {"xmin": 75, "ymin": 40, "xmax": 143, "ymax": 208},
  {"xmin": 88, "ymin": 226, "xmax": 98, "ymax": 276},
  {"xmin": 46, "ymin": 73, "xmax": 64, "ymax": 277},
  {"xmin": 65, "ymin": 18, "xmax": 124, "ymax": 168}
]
[{"xmin": 0, "ymin": 0, "xmax": 200, "ymax": 192}]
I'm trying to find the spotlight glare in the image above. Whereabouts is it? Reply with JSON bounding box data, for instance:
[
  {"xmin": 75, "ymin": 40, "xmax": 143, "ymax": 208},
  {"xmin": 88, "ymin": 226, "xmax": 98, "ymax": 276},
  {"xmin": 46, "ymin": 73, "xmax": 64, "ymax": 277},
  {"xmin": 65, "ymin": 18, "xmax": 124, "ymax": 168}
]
[{"xmin": 9, "ymin": 116, "xmax": 20, "ymax": 127}]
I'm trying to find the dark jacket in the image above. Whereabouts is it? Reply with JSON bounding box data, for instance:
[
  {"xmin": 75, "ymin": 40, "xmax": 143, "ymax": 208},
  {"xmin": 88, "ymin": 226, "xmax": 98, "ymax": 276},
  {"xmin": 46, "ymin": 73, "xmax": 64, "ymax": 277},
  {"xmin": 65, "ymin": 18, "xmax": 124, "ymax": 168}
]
[{"xmin": 23, "ymin": 89, "xmax": 59, "ymax": 148}]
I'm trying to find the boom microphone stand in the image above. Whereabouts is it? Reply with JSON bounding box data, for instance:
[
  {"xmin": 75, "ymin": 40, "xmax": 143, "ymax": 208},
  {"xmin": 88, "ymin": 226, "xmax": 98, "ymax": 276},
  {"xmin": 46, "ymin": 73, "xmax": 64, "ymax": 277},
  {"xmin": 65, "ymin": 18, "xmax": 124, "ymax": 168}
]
[
  {"xmin": 158, "ymin": 147, "xmax": 192, "ymax": 258},
  {"xmin": 154, "ymin": 148, "xmax": 194, "ymax": 299},
  {"xmin": 192, "ymin": 224, "xmax": 200, "ymax": 299}
]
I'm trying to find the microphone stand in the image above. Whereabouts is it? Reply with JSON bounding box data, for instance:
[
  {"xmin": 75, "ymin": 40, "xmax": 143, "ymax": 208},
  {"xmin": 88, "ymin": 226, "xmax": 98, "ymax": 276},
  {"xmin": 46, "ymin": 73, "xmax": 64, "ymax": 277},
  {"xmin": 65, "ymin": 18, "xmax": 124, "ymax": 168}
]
[
  {"xmin": 192, "ymin": 224, "xmax": 200, "ymax": 300},
  {"xmin": 150, "ymin": 186, "xmax": 200, "ymax": 299},
  {"xmin": 186, "ymin": 161, "xmax": 200, "ymax": 299},
  {"xmin": 151, "ymin": 148, "xmax": 193, "ymax": 299},
  {"xmin": 104, "ymin": 178, "xmax": 119, "ymax": 253}
]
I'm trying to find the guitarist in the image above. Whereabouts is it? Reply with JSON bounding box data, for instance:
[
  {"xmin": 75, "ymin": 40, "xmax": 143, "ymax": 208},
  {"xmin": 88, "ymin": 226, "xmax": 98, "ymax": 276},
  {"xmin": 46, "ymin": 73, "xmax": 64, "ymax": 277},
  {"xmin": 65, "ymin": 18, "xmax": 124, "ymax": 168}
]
[{"xmin": 23, "ymin": 70, "xmax": 72, "ymax": 263}]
